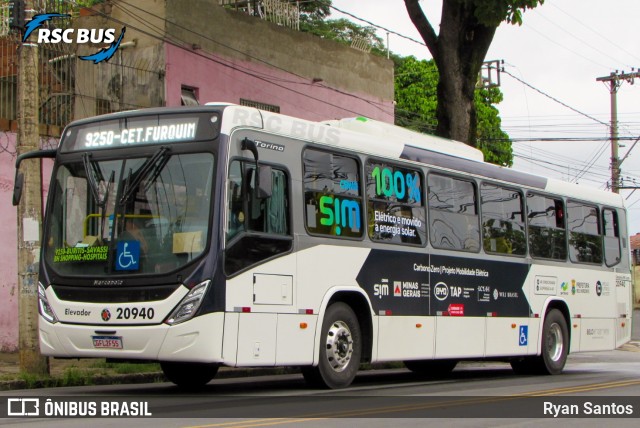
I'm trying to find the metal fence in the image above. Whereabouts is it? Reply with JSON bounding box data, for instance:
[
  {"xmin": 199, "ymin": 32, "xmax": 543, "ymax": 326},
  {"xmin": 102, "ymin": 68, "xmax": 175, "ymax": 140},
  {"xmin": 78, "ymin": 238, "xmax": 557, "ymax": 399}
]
[
  {"xmin": 220, "ymin": 0, "xmax": 300, "ymax": 31},
  {"xmin": 0, "ymin": 1, "xmax": 165, "ymax": 136},
  {"xmin": 0, "ymin": 35, "xmax": 164, "ymax": 137}
]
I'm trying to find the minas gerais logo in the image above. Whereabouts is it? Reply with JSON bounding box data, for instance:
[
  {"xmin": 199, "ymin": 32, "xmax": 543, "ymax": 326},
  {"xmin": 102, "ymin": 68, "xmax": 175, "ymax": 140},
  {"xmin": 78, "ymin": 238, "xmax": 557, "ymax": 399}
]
[{"xmin": 23, "ymin": 13, "xmax": 125, "ymax": 64}]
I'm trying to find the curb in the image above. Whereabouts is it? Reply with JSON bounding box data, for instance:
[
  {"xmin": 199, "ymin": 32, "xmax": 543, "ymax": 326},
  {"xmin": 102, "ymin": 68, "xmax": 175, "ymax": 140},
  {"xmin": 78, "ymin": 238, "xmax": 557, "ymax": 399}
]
[
  {"xmin": 0, "ymin": 366, "xmax": 303, "ymax": 392},
  {"xmin": 619, "ymin": 341, "xmax": 640, "ymax": 352},
  {"xmin": 1, "ymin": 346, "xmax": 639, "ymax": 391}
]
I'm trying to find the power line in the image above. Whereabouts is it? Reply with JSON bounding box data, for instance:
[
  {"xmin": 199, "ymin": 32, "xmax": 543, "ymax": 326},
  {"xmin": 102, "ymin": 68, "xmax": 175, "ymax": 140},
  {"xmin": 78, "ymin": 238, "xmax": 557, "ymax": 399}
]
[
  {"xmin": 73, "ymin": 0, "xmax": 393, "ymax": 119},
  {"xmin": 533, "ymin": 10, "xmax": 632, "ymax": 69},
  {"xmin": 502, "ymin": 69, "xmax": 609, "ymax": 127},
  {"xmin": 549, "ymin": 2, "xmax": 640, "ymax": 65},
  {"xmin": 68, "ymin": 1, "xmax": 640, "ymax": 192},
  {"xmin": 325, "ymin": 1, "xmax": 428, "ymax": 51}
]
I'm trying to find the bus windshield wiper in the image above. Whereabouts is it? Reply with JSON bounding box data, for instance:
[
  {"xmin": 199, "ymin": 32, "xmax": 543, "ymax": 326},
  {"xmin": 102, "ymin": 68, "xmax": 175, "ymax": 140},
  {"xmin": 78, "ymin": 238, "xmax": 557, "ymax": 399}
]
[
  {"xmin": 82, "ymin": 154, "xmax": 114, "ymax": 240},
  {"xmin": 83, "ymin": 153, "xmax": 103, "ymax": 207},
  {"xmin": 119, "ymin": 146, "xmax": 170, "ymax": 206}
]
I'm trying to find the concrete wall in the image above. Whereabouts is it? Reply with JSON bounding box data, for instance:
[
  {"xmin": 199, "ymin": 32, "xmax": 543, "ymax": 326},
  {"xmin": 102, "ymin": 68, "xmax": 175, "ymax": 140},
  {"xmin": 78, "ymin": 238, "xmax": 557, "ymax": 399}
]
[
  {"xmin": 76, "ymin": 0, "xmax": 394, "ymax": 120},
  {"xmin": 164, "ymin": 1, "xmax": 394, "ymax": 121},
  {"xmin": 0, "ymin": 0, "xmax": 395, "ymax": 350},
  {"xmin": 73, "ymin": 0, "xmax": 167, "ymax": 120},
  {"xmin": 0, "ymin": 134, "xmax": 52, "ymax": 352},
  {"xmin": 0, "ymin": 139, "xmax": 18, "ymax": 352}
]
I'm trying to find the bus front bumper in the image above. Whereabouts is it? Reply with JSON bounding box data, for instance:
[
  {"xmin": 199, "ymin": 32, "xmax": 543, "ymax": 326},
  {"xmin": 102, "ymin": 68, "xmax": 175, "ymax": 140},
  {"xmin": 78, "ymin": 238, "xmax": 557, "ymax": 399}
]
[{"xmin": 38, "ymin": 312, "xmax": 225, "ymax": 363}]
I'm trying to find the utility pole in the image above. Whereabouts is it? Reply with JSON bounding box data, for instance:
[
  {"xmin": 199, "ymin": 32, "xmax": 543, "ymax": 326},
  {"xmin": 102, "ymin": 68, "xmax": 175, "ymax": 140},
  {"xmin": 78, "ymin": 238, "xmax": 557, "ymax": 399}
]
[
  {"xmin": 14, "ymin": 0, "xmax": 49, "ymax": 375},
  {"xmin": 596, "ymin": 69, "xmax": 640, "ymax": 194}
]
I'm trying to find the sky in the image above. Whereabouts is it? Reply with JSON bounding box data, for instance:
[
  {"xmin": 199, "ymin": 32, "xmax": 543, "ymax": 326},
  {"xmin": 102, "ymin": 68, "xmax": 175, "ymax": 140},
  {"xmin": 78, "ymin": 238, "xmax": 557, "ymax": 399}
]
[{"xmin": 329, "ymin": 0, "xmax": 640, "ymax": 234}]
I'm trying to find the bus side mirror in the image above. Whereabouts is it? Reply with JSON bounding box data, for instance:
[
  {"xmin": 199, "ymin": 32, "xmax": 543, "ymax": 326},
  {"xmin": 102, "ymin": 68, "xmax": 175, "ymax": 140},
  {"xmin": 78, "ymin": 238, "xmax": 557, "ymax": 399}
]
[
  {"xmin": 12, "ymin": 149, "xmax": 57, "ymax": 206},
  {"xmin": 12, "ymin": 172, "xmax": 24, "ymax": 206},
  {"xmin": 241, "ymin": 138, "xmax": 272, "ymax": 199}
]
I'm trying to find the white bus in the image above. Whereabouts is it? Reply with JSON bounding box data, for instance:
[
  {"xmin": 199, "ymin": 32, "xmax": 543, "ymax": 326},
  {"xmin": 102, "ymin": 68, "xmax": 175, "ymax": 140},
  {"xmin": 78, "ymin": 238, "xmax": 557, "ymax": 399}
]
[{"xmin": 14, "ymin": 103, "xmax": 633, "ymax": 389}]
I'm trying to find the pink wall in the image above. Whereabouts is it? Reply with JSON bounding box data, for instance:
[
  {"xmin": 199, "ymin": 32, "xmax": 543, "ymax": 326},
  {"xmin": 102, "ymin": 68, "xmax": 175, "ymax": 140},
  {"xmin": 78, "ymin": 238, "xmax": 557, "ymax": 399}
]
[
  {"xmin": 164, "ymin": 44, "xmax": 394, "ymax": 123},
  {"xmin": 0, "ymin": 135, "xmax": 18, "ymax": 352},
  {"xmin": 0, "ymin": 132, "xmax": 53, "ymax": 352}
]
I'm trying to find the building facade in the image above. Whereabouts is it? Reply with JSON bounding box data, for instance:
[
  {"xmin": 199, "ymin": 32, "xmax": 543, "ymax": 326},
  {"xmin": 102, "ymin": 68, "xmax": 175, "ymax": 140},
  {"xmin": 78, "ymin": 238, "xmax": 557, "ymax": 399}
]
[{"xmin": 0, "ymin": 0, "xmax": 394, "ymax": 351}]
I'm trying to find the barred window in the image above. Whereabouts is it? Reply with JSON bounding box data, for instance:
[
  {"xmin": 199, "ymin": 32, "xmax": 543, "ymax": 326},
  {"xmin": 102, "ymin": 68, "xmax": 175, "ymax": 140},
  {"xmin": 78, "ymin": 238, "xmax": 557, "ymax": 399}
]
[{"xmin": 240, "ymin": 98, "xmax": 280, "ymax": 113}]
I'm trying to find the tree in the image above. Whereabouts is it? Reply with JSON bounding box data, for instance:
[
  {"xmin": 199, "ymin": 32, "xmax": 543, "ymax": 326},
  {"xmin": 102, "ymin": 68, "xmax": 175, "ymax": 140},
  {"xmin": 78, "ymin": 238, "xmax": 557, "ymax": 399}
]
[
  {"xmin": 395, "ymin": 56, "xmax": 512, "ymax": 165},
  {"xmin": 394, "ymin": 56, "xmax": 438, "ymax": 135},
  {"xmin": 404, "ymin": 0, "xmax": 543, "ymax": 146}
]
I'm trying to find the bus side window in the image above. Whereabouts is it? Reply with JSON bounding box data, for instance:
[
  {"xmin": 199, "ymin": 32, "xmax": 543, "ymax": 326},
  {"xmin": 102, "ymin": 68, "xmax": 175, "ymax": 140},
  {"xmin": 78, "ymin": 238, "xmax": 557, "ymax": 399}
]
[
  {"xmin": 480, "ymin": 183, "xmax": 526, "ymax": 256},
  {"xmin": 567, "ymin": 201, "xmax": 602, "ymax": 264},
  {"xmin": 428, "ymin": 173, "xmax": 480, "ymax": 252},
  {"xmin": 225, "ymin": 160, "xmax": 292, "ymax": 275},
  {"xmin": 303, "ymin": 149, "xmax": 363, "ymax": 239},
  {"xmin": 603, "ymin": 209, "xmax": 621, "ymax": 266},
  {"xmin": 527, "ymin": 193, "xmax": 567, "ymax": 260},
  {"xmin": 227, "ymin": 161, "xmax": 245, "ymax": 240}
]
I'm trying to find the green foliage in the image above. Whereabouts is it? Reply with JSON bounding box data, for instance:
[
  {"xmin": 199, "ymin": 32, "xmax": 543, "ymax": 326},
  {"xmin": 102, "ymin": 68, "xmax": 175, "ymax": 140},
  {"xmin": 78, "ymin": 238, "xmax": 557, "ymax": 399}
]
[
  {"xmin": 475, "ymin": 87, "xmax": 513, "ymax": 166},
  {"xmin": 62, "ymin": 367, "xmax": 90, "ymax": 386},
  {"xmin": 394, "ymin": 56, "xmax": 438, "ymax": 134},
  {"xmin": 74, "ymin": 0, "xmax": 104, "ymax": 7},
  {"xmin": 298, "ymin": 0, "xmax": 331, "ymax": 22},
  {"xmin": 296, "ymin": 1, "xmax": 515, "ymax": 165},
  {"xmin": 395, "ymin": 57, "xmax": 512, "ymax": 166},
  {"xmin": 18, "ymin": 371, "xmax": 43, "ymax": 389},
  {"xmin": 461, "ymin": 0, "xmax": 545, "ymax": 26},
  {"xmin": 91, "ymin": 360, "xmax": 161, "ymax": 375},
  {"xmin": 301, "ymin": 18, "xmax": 387, "ymax": 56}
]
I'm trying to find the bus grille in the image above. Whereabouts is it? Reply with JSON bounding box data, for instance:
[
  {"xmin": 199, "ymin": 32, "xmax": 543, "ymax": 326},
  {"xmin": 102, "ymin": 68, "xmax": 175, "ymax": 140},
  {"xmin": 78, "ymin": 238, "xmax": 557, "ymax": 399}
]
[{"xmin": 50, "ymin": 284, "xmax": 180, "ymax": 303}]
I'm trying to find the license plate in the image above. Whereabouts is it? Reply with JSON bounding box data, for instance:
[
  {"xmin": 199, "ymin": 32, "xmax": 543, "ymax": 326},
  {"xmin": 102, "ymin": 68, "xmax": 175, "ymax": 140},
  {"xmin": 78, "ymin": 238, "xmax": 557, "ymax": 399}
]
[{"xmin": 92, "ymin": 335, "xmax": 123, "ymax": 349}]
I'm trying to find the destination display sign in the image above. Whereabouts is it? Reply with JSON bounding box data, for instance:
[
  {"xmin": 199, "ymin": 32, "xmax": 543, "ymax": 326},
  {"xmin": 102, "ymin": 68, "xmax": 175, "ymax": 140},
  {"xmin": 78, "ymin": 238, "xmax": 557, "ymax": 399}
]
[{"xmin": 61, "ymin": 113, "xmax": 218, "ymax": 152}]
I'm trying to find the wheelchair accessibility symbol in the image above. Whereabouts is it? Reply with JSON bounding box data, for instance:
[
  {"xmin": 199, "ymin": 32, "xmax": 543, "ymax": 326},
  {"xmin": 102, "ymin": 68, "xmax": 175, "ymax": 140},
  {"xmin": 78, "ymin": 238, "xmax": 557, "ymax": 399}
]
[
  {"xmin": 519, "ymin": 325, "xmax": 528, "ymax": 346},
  {"xmin": 116, "ymin": 241, "xmax": 140, "ymax": 271}
]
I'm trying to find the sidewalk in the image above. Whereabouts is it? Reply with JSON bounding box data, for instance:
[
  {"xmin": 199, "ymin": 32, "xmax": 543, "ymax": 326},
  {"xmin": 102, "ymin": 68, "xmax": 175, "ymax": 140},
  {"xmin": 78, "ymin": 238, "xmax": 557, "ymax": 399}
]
[{"xmin": 0, "ymin": 354, "xmax": 166, "ymax": 390}]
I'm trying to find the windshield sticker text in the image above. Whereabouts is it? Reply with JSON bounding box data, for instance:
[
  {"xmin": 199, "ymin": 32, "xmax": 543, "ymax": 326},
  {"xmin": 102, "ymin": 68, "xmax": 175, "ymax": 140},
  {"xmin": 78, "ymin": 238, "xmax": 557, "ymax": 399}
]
[{"xmin": 54, "ymin": 246, "xmax": 108, "ymax": 263}]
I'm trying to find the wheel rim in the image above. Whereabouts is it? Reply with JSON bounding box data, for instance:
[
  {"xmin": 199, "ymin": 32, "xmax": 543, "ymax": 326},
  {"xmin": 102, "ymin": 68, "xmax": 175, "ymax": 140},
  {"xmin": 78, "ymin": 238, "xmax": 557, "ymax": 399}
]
[
  {"xmin": 324, "ymin": 320, "xmax": 353, "ymax": 372},
  {"xmin": 546, "ymin": 322, "xmax": 564, "ymax": 362}
]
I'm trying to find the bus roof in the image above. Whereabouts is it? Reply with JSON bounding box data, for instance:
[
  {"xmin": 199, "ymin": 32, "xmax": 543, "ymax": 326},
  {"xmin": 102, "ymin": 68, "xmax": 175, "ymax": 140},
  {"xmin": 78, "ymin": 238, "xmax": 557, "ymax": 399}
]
[{"xmin": 70, "ymin": 104, "xmax": 624, "ymax": 208}]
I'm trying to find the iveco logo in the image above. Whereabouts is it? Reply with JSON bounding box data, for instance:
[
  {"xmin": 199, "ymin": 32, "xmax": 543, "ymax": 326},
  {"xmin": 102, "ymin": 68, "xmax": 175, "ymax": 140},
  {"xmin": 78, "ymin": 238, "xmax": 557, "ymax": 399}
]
[{"xmin": 433, "ymin": 282, "xmax": 449, "ymax": 301}]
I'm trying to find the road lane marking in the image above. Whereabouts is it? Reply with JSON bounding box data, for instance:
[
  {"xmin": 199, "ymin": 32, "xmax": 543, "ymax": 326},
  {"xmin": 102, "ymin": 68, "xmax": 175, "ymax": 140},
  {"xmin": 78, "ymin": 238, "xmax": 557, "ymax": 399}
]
[{"xmin": 184, "ymin": 378, "xmax": 640, "ymax": 427}]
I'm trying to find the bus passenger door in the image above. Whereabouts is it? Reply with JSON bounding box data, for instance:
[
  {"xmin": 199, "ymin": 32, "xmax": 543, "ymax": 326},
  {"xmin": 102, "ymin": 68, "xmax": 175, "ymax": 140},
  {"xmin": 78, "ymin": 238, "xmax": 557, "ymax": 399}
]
[{"xmin": 224, "ymin": 134, "xmax": 296, "ymax": 366}]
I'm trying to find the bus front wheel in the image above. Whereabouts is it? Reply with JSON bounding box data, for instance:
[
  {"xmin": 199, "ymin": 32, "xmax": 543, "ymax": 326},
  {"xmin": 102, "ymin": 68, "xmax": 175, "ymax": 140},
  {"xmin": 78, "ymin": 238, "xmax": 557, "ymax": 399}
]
[
  {"xmin": 161, "ymin": 361, "xmax": 219, "ymax": 388},
  {"xmin": 302, "ymin": 302, "xmax": 362, "ymax": 389}
]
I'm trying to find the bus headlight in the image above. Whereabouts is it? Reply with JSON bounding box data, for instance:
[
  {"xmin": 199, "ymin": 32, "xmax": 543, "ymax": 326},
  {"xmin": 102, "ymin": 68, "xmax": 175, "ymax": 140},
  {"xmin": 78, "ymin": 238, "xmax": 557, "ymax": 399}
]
[
  {"xmin": 165, "ymin": 280, "xmax": 210, "ymax": 325},
  {"xmin": 38, "ymin": 283, "xmax": 58, "ymax": 324}
]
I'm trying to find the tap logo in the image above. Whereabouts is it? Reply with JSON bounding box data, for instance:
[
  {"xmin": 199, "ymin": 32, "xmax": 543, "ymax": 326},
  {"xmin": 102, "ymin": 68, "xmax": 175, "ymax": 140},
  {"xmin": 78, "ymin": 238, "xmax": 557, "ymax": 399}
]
[{"xmin": 22, "ymin": 13, "xmax": 126, "ymax": 64}]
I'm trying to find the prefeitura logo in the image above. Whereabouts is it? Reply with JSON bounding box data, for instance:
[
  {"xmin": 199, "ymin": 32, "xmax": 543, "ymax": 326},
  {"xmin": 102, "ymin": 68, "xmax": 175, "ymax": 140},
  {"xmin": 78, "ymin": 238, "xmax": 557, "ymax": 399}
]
[{"xmin": 22, "ymin": 13, "xmax": 125, "ymax": 64}]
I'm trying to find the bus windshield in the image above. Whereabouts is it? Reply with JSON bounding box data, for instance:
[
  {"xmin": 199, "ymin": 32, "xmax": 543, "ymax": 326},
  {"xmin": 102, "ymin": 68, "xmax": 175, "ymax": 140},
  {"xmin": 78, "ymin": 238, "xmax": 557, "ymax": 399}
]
[{"xmin": 45, "ymin": 151, "xmax": 215, "ymax": 276}]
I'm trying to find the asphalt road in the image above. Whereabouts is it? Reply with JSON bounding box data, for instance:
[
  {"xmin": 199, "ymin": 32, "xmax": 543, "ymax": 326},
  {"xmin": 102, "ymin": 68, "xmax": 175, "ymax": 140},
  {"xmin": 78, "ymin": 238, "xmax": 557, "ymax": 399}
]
[
  {"xmin": 1, "ymin": 345, "xmax": 639, "ymax": 426},
  {"xmin": 0, "ymin": 308, "xmax": 638, "ymax": 427}
]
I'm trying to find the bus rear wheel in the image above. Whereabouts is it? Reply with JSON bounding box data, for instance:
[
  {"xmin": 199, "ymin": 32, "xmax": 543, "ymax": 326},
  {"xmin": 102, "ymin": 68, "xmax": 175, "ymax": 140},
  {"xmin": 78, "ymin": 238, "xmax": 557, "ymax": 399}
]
[
  {"xmin": 510, "ymin": 308, "xmax": 568, "ymax": 375},
  {"xmin": 161, "ymin": 361, "xmax": 219, "ymax": 388},
  {"xmin": 302, "ymin": 302, "xmax": 361, "ymax": 389}
]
